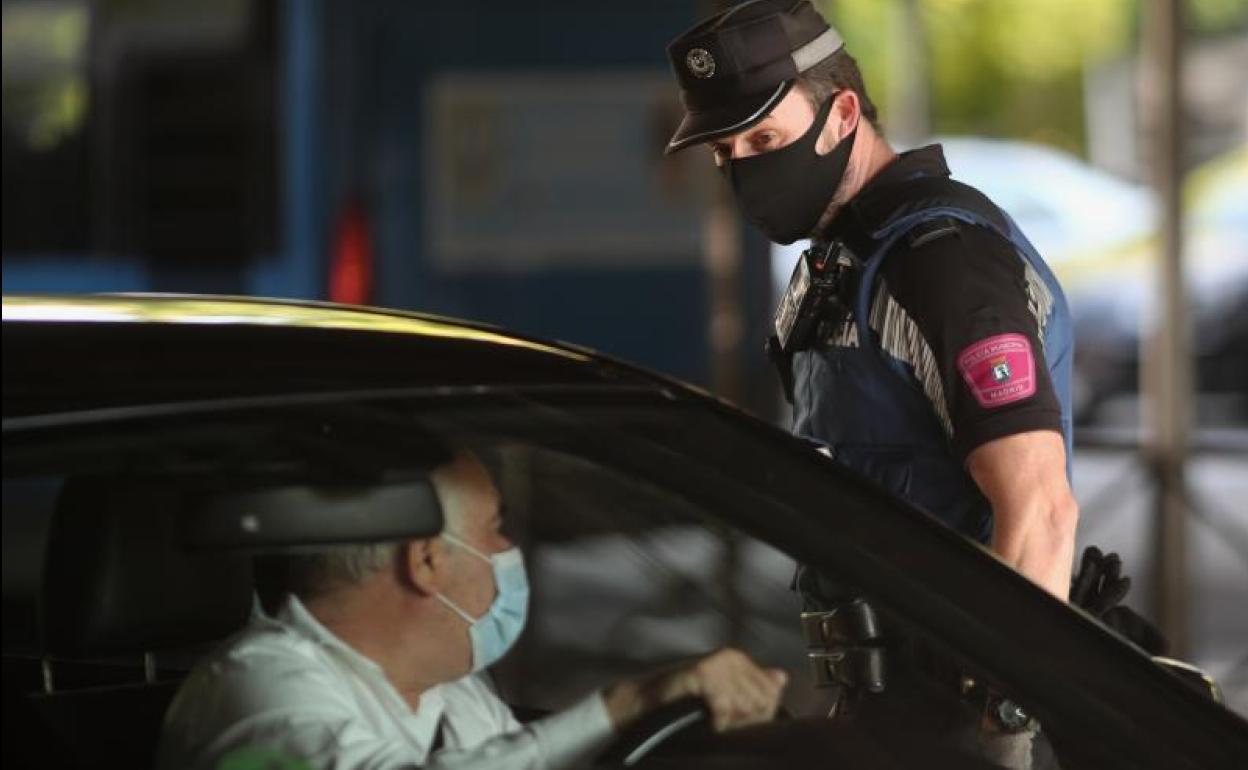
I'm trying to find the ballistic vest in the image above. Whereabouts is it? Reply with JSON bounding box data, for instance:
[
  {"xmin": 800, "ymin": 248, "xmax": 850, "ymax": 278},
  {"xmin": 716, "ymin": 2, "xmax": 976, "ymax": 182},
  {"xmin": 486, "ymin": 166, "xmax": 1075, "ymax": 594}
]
[{"xmin": 789, "ymin": 174, "xmax": 1074, "ymax": 543}]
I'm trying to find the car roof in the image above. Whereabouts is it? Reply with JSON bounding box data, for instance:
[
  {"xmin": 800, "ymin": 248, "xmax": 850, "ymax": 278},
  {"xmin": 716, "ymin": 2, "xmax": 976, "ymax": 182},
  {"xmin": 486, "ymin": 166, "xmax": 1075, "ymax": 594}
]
[{"xmin": 2, "ymin": 294, "xmax": 692, "ymax": 422}]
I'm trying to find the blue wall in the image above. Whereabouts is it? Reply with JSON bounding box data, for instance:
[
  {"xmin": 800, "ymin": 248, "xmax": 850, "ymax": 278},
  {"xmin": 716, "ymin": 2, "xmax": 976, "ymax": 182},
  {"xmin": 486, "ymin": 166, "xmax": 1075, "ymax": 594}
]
[
  {"xmin": 4, "ymin": 1, "xmax": 766, "ymax": 388},
  {"xmin": 317, "ymin": 1, "xmax": 711, "ymax": 383}
]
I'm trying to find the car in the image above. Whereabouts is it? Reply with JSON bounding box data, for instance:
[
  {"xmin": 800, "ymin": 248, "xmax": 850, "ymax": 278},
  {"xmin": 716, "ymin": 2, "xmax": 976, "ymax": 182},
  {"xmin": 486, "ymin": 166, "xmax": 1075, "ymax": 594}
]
[{"xmin": 3, "ymin": 293, "xmax": 1245, "ymax": 770}]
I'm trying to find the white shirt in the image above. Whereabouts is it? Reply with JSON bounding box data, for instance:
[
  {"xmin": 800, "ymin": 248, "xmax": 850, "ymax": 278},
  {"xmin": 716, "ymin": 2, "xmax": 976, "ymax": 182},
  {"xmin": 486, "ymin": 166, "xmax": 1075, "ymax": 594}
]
[{"xmin": 155, "ymin": 595, "xmax": 614, "ymax": 770}]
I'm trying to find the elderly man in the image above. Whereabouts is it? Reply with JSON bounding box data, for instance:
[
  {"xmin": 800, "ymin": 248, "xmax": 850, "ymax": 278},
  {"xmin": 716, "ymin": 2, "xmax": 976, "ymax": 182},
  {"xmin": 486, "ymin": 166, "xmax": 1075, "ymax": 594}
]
[{"xmin": 156, "ymin": 451, "xmax": 787, "ymax": 770}]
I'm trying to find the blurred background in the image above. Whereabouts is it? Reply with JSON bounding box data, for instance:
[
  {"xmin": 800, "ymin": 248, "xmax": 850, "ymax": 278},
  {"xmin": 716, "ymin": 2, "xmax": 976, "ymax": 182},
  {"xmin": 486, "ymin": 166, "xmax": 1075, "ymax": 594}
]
[{"xmin": 3, "ymin": 0, "xmax": 1246, "ymax": 714}]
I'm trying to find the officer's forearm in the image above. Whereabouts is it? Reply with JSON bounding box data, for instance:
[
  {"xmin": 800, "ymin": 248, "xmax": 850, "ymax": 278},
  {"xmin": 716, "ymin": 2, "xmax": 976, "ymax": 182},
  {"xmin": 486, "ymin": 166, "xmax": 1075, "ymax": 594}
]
[
  {"xmin": 988, "ymin": 491, "xmax": 1078, "ymax": 599},
  {"xmin": 968, "ymin": 430, "xmax": 1079, "ymax": 600}
]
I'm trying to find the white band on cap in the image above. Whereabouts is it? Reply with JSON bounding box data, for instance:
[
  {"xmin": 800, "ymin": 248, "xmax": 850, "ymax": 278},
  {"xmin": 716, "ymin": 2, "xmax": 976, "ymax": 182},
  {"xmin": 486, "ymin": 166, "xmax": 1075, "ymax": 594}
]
[{"xmin": 791, "ymin": 27, "xmax": 844, "ymax": 73}]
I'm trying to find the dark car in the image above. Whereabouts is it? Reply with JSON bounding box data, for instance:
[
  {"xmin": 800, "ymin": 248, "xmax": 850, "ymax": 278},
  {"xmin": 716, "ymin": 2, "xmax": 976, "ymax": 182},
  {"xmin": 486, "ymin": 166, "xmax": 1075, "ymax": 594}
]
[{"xmin": 3, "ymin": 294, "xmax": 1245, "ymax": 770}]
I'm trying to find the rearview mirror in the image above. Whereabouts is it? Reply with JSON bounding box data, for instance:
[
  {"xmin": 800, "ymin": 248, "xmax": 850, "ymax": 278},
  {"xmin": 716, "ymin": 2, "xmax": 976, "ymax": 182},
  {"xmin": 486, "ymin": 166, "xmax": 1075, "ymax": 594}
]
[{"xmin": 182, "ymin": 476, "xmax": 443, "ymax": 551}]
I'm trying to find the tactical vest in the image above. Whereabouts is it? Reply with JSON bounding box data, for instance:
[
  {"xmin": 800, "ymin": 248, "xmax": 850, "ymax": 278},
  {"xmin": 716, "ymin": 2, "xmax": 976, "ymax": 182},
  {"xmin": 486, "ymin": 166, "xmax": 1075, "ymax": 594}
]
[{"xmin": 788, "ymin": 176, "xmax": 1074, "ymax": 543}]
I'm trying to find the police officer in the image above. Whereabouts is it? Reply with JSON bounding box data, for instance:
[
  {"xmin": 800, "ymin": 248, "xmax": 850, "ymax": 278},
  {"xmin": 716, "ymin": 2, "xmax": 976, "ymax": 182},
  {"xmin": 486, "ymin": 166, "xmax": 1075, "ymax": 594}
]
[
  {"xmin": 664, "ymin": 1, "xmax": 1079, "ymax": 764},
  {"xmin": 666, "ymin": 0, "xmax": 1078, "ymax": 601}
]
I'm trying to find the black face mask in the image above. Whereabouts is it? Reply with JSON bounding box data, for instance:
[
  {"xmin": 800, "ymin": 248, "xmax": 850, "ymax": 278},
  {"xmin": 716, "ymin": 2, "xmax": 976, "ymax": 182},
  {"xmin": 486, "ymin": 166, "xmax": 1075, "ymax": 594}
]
[{"xmin": 725, "ymin": 94, "xmax": 857, "ymax": 245}]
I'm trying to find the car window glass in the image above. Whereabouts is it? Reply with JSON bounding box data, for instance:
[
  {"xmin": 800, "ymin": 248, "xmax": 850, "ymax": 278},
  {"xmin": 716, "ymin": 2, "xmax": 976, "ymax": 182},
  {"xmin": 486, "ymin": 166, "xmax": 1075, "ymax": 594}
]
[
  {"xmin": 2, "ymin": 476, "xmax": 62, "ymax": 652},
  {"xmin": 475, "ymin": 443, "xmax": 817, "ymax": 714},
  {"xmin": 4, "ymin": 396, "xmax": 1147, "ymax": 768}
]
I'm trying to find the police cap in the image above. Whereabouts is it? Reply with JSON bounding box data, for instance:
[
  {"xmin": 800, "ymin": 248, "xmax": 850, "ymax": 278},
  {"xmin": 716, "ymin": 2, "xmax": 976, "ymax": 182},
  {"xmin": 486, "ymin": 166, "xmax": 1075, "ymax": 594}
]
[{"xmin": 664, "ymin": 0, "xmax": 846, "ymax": 155}]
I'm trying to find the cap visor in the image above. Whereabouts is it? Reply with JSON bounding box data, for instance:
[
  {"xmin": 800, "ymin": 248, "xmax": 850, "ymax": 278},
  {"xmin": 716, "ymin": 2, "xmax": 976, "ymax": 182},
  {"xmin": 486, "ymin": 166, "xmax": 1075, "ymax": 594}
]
[{"xmin": 664, "ymin": 80, "xmax": 794, "ymax": 155}]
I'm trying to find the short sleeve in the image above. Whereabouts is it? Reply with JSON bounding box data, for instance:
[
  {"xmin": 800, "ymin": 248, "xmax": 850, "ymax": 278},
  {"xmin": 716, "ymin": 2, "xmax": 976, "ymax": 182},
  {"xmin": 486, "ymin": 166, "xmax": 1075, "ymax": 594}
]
[{"xmin": 877, "ymin": 222, "xmax": 1064, "ymax": 460}]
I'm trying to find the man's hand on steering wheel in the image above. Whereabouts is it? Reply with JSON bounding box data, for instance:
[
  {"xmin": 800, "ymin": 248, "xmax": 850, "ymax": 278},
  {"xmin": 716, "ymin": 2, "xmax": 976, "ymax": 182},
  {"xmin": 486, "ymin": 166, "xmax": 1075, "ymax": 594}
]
[{"xmin": 602, "ymin": 648, "xmax": 788, "ymax": 733}]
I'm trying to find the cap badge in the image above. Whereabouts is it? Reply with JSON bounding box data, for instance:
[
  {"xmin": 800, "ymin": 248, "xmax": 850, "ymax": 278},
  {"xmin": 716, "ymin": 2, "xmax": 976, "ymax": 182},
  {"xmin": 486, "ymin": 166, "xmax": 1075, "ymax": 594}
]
[{"xmin": 685, "ymin": 48, "xmax": 716, "ymax": 79}]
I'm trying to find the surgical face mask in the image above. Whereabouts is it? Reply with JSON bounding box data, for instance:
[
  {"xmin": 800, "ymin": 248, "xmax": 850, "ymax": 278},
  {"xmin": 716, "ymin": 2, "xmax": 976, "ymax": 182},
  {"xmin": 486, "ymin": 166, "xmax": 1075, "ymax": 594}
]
[
  {"xmin": 436, "ymin": 533, "xmax": 529, "ymax": 672},
  {"xmin": 725, "ymin": 92, "xmax": 857, "ymax": 245}
]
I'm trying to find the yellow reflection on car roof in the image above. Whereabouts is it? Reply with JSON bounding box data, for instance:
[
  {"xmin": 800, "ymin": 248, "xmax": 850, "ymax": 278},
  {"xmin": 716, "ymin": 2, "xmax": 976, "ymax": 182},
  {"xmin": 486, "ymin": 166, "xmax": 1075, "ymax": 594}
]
[{"xmin": 1, "ymin": 295, "xmax": 588, "ymax": 361}]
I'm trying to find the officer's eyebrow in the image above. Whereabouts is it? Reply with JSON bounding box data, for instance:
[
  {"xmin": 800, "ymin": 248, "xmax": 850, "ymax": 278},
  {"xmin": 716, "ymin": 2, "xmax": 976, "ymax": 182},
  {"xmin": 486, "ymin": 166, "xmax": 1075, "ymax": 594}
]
[
  {"xmin": 709, "ymin": 121, "xmax": 779, "ymax": 156},
  {"xmin": 710, "ymin": 124, "xmax": 766, "ymax": 151}
]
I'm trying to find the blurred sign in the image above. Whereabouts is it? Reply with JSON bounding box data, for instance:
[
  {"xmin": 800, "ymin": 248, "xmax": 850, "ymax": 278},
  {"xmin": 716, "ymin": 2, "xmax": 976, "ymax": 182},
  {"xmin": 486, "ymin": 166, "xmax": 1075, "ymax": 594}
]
[{"xmin": 426, "ymin": 71, "xmax": 709, "ymax": 270}]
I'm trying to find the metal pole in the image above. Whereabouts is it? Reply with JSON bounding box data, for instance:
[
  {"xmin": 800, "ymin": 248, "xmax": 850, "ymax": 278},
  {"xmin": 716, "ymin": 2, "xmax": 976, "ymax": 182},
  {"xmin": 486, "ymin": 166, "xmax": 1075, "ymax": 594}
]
[
  {"xmin": 249, "ymin": 0, "xmax": 325, "ymax": 298},
  {"xmin": 704, "ymin": 195, "xmax": 746, "ymax": 407},
  {"xmin": 704, "ymin": 127, "xmax": 748, "ymax": 647},
  {"xmin": 700, "ymin": 0, "xmax": 748, "ymax": 646},
  {"xmin": 887, "ymin": 0, "xmax": 930, "ymax": 146},
  {"xmin": 1143, "ymin": 0, "xmax": 1190, "ymax": 658}
]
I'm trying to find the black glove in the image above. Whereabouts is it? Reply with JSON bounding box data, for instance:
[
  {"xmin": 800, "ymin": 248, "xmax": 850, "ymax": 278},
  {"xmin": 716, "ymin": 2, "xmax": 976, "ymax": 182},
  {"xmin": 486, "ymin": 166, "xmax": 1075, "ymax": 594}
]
[
  {"xmin": 1070, "ymin": 546, "xmax": 1131, "ymax": 614},
  {"xmin": 1069, "ymin": 546, "xmax": 1169, "ymax": 656}
]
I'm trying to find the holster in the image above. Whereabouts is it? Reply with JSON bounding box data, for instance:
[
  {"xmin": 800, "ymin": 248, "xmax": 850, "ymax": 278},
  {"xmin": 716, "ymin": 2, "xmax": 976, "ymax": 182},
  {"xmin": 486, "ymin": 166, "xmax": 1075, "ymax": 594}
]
[
  {"xmin": 793, "ymin": 563, "xmax": 888, "ymax": 706},
  {"xmin": 800, "ymin": 599, "xmax": 887, "ymax": 693}
]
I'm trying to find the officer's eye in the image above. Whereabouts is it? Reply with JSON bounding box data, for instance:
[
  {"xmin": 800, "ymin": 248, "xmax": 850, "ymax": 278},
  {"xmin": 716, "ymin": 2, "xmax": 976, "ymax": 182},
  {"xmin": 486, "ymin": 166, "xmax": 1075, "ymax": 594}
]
[
  {"xmin": 710, "ymin": 144, "xmax": 729, "ymax": 166},
  {"xmin": 751, "ymin": 131, "xmax": 779, "ymax": 151}
]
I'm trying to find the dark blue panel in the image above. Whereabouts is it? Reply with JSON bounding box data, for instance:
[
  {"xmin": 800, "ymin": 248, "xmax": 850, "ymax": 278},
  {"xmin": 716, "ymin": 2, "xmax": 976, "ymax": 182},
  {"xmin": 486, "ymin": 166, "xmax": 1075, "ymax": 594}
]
[
  {"xmin": 2, "ymin": 255, "xmax": 147, "ymax": 293},
  {"xmin": 334, "ymin": 0, "xmax": 710, "ymax": 382},
  {"xmin": 414, "ymin": 267, "xmax": 710, "ymax": 385}
]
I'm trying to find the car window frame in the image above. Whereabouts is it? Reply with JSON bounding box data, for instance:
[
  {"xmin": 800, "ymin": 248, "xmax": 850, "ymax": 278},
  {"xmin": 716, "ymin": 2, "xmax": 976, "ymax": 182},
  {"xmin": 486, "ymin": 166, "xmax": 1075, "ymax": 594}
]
[{"xmin": 4, "ymin": 385, "xmax": 1246, "ymax": 769}]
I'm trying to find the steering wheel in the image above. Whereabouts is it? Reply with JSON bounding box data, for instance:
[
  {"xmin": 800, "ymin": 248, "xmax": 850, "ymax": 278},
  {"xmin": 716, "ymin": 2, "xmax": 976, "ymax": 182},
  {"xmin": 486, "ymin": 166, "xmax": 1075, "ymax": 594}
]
[{"xmin": 596, "ymin": 696, "xmax": 710, "ymax": 766}]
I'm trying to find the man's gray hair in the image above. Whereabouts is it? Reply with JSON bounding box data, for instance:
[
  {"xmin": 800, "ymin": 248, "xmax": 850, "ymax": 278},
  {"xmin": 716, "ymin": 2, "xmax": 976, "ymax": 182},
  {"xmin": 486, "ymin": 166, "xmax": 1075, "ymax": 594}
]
[
  {"xmin": 274, "ymin": 541, "xmax": 404, "ymax": 601},
  {"xmin": 267, "ymin": 451, "xmax": 480, "ymax": 602}
]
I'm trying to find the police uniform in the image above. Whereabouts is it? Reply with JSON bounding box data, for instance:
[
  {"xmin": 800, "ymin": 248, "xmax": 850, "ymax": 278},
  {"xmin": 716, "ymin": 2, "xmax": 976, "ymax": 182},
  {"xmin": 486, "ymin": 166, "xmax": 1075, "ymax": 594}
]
[
  {"xmin": 790, "ymin": 147, "xmax": 1074, "ymax": 545},
  {"xmin": 664, "ymin": 0, "xmax": 1073, "ymax": 551},
  {"xmin": 664, "ymin": 2, "xmax": 1073, "ymax": 763}
]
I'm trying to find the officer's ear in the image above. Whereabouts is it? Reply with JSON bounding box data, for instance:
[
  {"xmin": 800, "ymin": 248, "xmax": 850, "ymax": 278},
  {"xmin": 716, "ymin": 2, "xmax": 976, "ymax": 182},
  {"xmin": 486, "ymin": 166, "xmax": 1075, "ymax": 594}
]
[{"xmin": 824, "ymin": 89, "xmax": 861, "ymax": 145}]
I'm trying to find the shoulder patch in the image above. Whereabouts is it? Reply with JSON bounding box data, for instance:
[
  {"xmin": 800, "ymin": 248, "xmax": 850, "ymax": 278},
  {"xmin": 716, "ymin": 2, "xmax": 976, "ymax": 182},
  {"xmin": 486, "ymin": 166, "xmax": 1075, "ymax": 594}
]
[
  {"xmin": 956, "ymin": 333, "xmax": 1036, "ymax": 408},
  {"xmin": 906, "ymin": 216, "xmax": 960, "ymax": 249}
]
